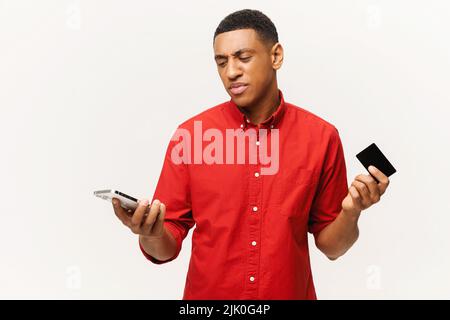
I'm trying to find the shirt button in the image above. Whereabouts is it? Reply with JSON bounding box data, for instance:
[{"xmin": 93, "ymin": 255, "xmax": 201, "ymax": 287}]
[
  {"xmin": 270, "ymin": 124, "xmax": 274, "ymax": 129},
  {"xmin": 240, "ymin": 124, "xmax": 244, "ymax": 128},
  {"xmin": 252, "ymin": 206, "xmax": 258, "ymax": 212},
  {"xmin": 256, "ymin": 141, "xmax": 260, "ymax": 146},
  {"xmin": 250, "ymin": 276, "xmax": 255, "ymax": 282},
  {"xmin": 251, "ymin": 241, "xmax": 257, "ymax": 246},
  {"xmin": 254, "ymin": 172, "xmax": 260, "ymax": 177}
]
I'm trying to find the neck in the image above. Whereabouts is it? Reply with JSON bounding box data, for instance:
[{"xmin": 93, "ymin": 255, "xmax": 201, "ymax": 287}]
[{"xmin": 238, "ymin": 82, "xmax": 280, "ymax": 125}]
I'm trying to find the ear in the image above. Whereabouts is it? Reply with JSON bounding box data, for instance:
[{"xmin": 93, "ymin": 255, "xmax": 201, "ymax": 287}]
[{"xmin": 271, "ymin": 43, "xmax": 284, "ymax": 70}]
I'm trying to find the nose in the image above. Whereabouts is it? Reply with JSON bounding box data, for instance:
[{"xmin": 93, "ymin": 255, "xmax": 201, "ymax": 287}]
[{"xmin": 226, "ymin": 59, "xmax": 243, "ymax": 80}]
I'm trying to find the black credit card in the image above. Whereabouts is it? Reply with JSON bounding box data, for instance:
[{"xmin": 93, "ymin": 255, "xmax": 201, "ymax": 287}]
[{"xmin": 356, "ymin": 143, "xmax": 397, "ymax": 181}]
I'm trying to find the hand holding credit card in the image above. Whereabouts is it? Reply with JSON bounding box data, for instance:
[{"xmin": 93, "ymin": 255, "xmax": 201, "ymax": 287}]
[
  {"xmin": 356, "ymin": 143, "xmax": 397, "ymax": 182},
  {"xmin": 340, "ymin": 142, "xmax": 396, "ymax": 215}
]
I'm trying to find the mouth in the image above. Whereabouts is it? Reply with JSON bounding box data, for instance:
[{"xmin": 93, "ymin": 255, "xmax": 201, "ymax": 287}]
[{"xmin": 229, "ymin": 83, "xmax": 249, "ymax": 95}]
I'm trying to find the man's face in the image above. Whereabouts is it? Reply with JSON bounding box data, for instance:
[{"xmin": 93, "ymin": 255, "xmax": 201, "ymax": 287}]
[{"xmin": 213, "ymin": 29, "xmax": 277, "ymax": 107}]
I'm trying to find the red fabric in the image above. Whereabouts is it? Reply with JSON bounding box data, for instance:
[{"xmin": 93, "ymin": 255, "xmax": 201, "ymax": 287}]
[{"xmin": 139, "ymin": 90, "xmax": 348, "ymax": 299}]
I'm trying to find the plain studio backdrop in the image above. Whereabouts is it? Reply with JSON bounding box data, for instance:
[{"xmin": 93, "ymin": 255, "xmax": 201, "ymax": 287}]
[{"xmin": 1, "ymin": 0, "xmax": 449, "ymax": 299}]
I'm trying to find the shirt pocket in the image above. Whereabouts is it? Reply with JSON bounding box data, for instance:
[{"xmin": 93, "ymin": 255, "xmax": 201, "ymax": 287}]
[{"xmin": 275, "ymin": 166, "xmax": 319, "ymax": 219}]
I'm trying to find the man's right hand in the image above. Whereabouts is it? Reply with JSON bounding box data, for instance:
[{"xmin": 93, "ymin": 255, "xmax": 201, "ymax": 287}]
[{"xmin": 112, "ymin": 198, "xmax": 166, "ymax": 239}]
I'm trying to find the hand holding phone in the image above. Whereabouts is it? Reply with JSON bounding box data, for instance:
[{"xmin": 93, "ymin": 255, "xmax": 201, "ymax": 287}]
[
  {"xmin": 114, "ymin": 197, "xmax": 166, "ymax": 239},
  {"xmin": 94, "ymin": 189, "xmax": 138, "ymax": 211},
  {"xmin": 94, "ymin": 189, "xmax": 166, "ymax": 238}
]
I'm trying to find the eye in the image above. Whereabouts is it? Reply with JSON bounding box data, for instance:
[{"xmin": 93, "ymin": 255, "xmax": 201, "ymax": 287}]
[
  {"xmin": 240, "ymin": 56, "xmax": 251, "ymax": 62},
  {"xmin": 217, "ymin": 61, "xmax": 227, "ymax": 68}
]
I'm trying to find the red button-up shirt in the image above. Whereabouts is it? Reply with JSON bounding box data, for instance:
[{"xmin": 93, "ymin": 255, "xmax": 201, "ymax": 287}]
[{"xmin": 139, "ymin": 90, "xmax": 348, "ymax": 299}]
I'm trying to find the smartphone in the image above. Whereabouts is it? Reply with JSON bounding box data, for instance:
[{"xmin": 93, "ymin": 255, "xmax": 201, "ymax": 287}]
[{"xmin": 93, "ymin": 189, "xmax": 138, "ymax": 210}]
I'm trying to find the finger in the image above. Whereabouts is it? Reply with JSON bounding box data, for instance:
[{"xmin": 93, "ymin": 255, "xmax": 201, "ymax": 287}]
[
  {"xmin": 130, "ymin": 199, "xmax": 149, "ymax": 233},
  {"xmin": 112, "ymin": 198, "xmax": 132, "ymax": 226},
  {"xmin": 355, "ymin": 174, "xmax": 381, "ymax": 203},
  {"xmin": 349, "ymin": 185, "xmax": 363, "ymax": 211},
  {"xmin": 142, "ymin": 200, "xmax": 162, "ymax": 233},
  {"xmin": 151, "ymin": 202, "xmax": 166, "ymax": 236},
  {"xmin": 112, "ymin": 198, "xmax": 134, "ymax": 216},
  {"xmin": 351, "ymin": 180, "xmax": 371, "ymax": 208},
  {"xmin": 368, "ymin": 166, "xmax": 390, "ymax": 195}
]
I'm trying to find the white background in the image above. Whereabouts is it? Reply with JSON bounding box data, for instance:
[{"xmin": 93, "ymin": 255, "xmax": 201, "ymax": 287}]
[{"xmin": 1, "ymin": 0, "xmax": 449, "ymax": 299}]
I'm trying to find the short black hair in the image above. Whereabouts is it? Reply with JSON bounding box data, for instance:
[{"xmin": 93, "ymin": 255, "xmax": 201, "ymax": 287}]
[{"xmin": 214, "ymin": 9, "xmax": 279, "ymax": 46}]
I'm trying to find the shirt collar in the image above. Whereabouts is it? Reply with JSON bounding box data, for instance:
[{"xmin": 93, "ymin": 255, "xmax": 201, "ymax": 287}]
[{"xmin": 227, "ymin": 89, "xmax": 287, "ymax": 129}]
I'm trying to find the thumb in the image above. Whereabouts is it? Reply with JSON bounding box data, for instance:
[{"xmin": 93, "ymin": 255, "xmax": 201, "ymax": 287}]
[{"xmin": 152, "ymin": 202, "xmax": 166, "ymax": 235}]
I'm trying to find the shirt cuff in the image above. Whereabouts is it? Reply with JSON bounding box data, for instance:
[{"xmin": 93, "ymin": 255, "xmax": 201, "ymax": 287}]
[
  {"xmin": 138, "ymin": 221, "xmax": 183, "ymax": 265},
  {"xmin": 308, "ymin": 212, "xmax": 341, "ymax": 238}
]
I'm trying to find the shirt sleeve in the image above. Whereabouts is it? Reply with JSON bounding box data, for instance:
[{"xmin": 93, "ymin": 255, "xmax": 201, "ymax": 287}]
[
  {"xmin": 308, "ymin": 126, "xmax": 348, "ymax": 238},
  {"xmin": 139, "ymin": 130, "xmax": 195, "ymax": 264}
]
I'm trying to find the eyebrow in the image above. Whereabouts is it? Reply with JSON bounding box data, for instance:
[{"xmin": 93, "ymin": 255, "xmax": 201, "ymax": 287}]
[{"xmin": 214, "ymin": 48, "xmax": 256, "ymax": 61}]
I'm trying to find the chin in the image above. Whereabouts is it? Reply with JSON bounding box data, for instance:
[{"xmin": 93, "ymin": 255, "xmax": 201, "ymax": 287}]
[{"xmin": 231, "ymin": 94, "xmax": 254, "ymax": 108}]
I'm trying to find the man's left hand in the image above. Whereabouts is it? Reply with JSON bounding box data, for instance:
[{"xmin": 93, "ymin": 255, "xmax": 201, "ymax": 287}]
[{"xmin": 341, "ymin": 165, "xmax": 390, "ymax": 216}]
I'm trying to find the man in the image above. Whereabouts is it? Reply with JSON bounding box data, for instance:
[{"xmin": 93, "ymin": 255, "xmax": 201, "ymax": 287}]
[{"xmin": 112, "ymin": 9, "xmax": 390, "ymax": 299}]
